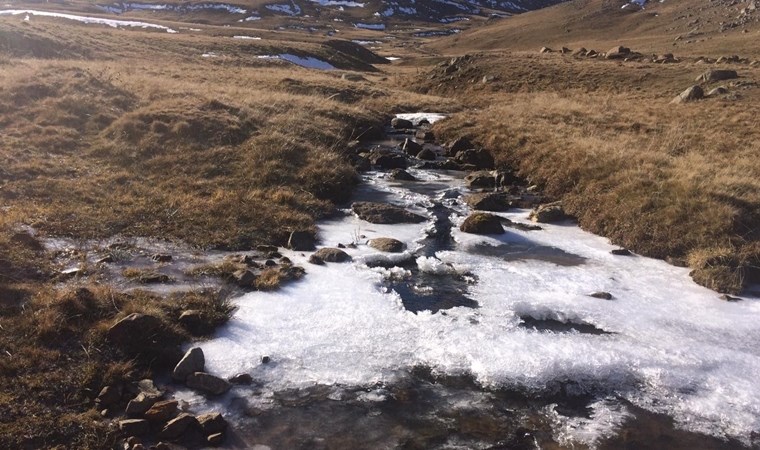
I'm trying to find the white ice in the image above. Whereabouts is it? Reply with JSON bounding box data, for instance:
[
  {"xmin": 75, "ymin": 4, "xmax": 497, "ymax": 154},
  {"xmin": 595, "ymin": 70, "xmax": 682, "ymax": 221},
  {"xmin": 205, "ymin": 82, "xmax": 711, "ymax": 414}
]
[
  {"xmin": 0, "ymin": 9, "xmax": 178, "ymax": 32},
  {"xmin": 232, "ymin": 35, "xmax": 261, "ymax": 40},
  {"xmin": 354, "ymin": 22, "xmax": 386, "ymax": 30},
  {"xmin": 256, "ymin": 54, "xmax": 335, "ymax": 70},
  {"xmin": 189, "ymin": 170, "xmax": 760, "ymax": 446},
  {"xmin": 395, "ymin": 112, "xmax": 447, "ymax": 124}
]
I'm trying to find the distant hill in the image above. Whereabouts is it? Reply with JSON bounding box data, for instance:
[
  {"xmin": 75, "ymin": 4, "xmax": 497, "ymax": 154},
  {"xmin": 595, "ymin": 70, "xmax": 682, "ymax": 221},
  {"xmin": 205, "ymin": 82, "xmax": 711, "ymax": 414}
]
[{"xmin": 429, "ymin": 0, "xmax": 760, "ymax": 57}]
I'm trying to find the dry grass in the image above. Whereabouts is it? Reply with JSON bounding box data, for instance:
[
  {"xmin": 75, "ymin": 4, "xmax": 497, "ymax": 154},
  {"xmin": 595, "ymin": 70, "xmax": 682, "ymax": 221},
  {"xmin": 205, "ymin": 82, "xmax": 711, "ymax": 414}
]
[{"xmin": 428, "ymin": 54, "xmax": 760, "ymax": 292}]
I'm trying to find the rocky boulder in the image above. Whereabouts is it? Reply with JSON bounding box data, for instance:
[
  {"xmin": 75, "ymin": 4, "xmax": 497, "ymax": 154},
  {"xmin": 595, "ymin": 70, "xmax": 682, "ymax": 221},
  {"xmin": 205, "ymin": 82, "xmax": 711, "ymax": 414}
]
[
  {"xmin": 415, "ymin": 130, "xmax": 434, "ymax": 141},
  {"xmin": 158, "ymin": 413, "xmax": 199, "ymax": 440},
  {"xmin": 145, "ymin": 400, "xmax": 179, "ymax": 423},
  {"xmin": 529, "ymin": 202, "xmax": 569, "ymax": 223},
  {"xmin": 671, "ymin": 85, "xmax": 704, "ymax": 104},
  {"xmin": 707, "ymin": 86, "xmax": 729, "ymax": 96},
  {"xmin": 108, "ymin": 313, "xmax": 162, "ymax": 347},
  {"xmin": 401, "ymin": 138, "xmax": 423, "ymax": 155},
  {"xmin": 447, "ymin": 137, "xmax": 474, "ymax": 156},
  {"xmin": 391, "ymin": 117, "xmax": 413, "ymax": 129},
  {"xmin": 696, "ymin": 69, "xmax": 738, "ymax": 83},
  {"xmin": 460, "ymin": 213, "xmax": 505, "ymax": 235},
  {"xmin": 606, "ymin": 45, "xmax": 631, "ymax": 59},
  {"xmin": 416, "ymin": 148, "xmax": 436, "ymax": 161},
  {"xmin": 126, "ymin": 392, "xmax": 162, "ymax": 417},
  {"xmin": 310, "ymin": 248, "xmax": 351, "ymax": 264},
  {"xmin": 172, "ymin": 347, "xmax": 205, "ymax": 382},
  {"xmin": 454, "ymin": 149, "xmax": 494, "ymax": 169},
  {"xmin": 352, "ymin": 202, "xmax": 426, "ymax": 224},
  {"xmin": 464, "ymin": 171, "xmax": 496, "ymax": 189},
  {"xmin": 186, "ymin": 372, "xmax": 231, "ymax": 396},
  {"xmin": 197, "ymin": 413, "xmax": 228, "ymax": 435},
  {"xmin": 96, "ymin": 385, "xmax": 121, "ymax": 407},
  {"xmin": 120, "ymin": 419, "xmax": 150, "ymax": 436},
  {"xmin": 228, "ymin": 373, "xmax": 253, "ymax": 385},
  {"xmin": 465, "ymin": 192, "xmax": 512, "ymax": 212},
  {"xmin": 288, "ymin": 230, "xmax": 315, "ymax": 251},
  {"xmin": 389, "ymin": 169, "xmax": 417, "ymax": 181},
  {"xmin": 369, "ymin": 152, "xmax": 407, "ymax": 170},
  {"xmin": 368, "ymin": 238, "xmax": 406, "ymax": 253}
]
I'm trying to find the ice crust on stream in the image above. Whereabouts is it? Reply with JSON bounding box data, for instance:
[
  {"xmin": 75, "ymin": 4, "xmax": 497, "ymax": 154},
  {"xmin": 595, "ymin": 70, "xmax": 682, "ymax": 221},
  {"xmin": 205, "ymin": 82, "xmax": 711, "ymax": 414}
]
[{"xmin": 190, "ymin": 170, "xmax": 760, "ymax": 445}]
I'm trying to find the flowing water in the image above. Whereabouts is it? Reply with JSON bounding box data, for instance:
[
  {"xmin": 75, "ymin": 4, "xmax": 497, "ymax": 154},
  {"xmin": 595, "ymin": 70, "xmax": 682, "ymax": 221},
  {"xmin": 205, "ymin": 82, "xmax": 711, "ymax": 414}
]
[{"xmin": 174, "ymin": 131, "xmax": 760, "ymax": 449}]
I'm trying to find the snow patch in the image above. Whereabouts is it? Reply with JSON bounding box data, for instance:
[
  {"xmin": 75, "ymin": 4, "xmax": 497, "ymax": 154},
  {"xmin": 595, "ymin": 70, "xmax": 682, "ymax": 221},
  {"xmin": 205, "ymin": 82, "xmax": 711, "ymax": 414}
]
[{"xmin": 0, "ymin": 9, "xmax": 177, "ymax": 32}]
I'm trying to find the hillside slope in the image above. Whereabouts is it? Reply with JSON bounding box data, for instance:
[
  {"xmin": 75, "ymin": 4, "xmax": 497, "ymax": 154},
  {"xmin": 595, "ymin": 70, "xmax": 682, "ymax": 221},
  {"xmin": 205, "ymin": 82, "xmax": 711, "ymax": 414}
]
[{"xmin": 432, "ymin": 0, "xmax": 760, "ymax": 57}]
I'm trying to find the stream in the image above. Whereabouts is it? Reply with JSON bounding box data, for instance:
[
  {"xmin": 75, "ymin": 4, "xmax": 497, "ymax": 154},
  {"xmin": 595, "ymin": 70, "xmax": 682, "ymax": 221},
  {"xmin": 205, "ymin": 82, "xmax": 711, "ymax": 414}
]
[{"xmin": 174, "ymin": 121, "xmax": 760, "ymax": 449}]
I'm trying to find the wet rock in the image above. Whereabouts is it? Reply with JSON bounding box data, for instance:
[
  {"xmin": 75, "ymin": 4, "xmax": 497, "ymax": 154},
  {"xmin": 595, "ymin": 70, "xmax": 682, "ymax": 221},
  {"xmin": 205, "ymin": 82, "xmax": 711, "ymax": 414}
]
[
  {"xmin": 370, "ymin": 152, "xmax": 407, "ymax": 170},
  {"xmin": 540, "ymin": 46, "xmax": 552, "ymax": 53},
  {"xmin": 96, "ymin": 255, "xmax": 114, "ymax": 264},
  {"xmin": 465, "ymin": 192, "xmax": 512, "ymax": 212},
  {"xmin": 611, "ymin": 248, "xmax": 632, "ymax": 256},
  {"xmin": 126, "ymin": 436, "xmax": 142, "ymax": 448},
  {"xmin": 719, "ymin": 294, "xmax": 741, "ymax": 302},
  {"xmin": 108, "ymin": 313, "xmax": 162, "ymax": 347},
  {"xmin": 186, "ymin": 372, "xmax": 231, "ymax": 395},
  {"xmin": 58, "ymin": 267, "xmax": 84, "ymax": 279},
  {"xmin": 119, "ymin": 419, "xmax": 150, "ymax": 436},
  {"xmin": 126, "ymin": 392, "xmax": 162, "ymax": 416},
  {"xmin": 197, "ymin": 413, "xmax": 228, "ymax": 435},
  {"xmin": 279, "ymin": 256, "xmax": 292, "ymax": 265},
  {"xmin": 261, "ymin": 355, "xmax": 271, "ymax": 364},
  {"xmin": 10, "ymin": 230, "xmax": 44, "ymax": 251},
  {"xmin": 590, "ymin": 292, "xmax": 613, "ymax": 300},
  {"xmin": 136, "ymin": 379, "xmax": 162, "ymax": 397},
  {"xmin": 696, "ymin": 69, "xmax": 738, "ymax": 83},
  {"xmin": 172, "ymin": 347, "xmax": 205, "ymax": 382},
  {"xmin": 308, "ymin": 255, "xmax": 325, "ymax": 265},
  {"xmin": 152, "ymin": 254, "xmax": 172, "ymax": 263},
  {"xmin": 144, "ymin": 400, "xmax": 179, "ymax": 423},
  {"xmin": 351, "ymin": 155, "xmax": 371, "ymax": 172},
  {"xmin": 178, "ymin": 310, "xmax": 205, "ymax": 335},
  {"xmin": 440, "ymin": 160, "xmax": 463, "ymax": 170},
  {"xmin": 671, "ymin": 85, "xmax": 704, "ymax": 104},
  {"xmin": 460, "ymin": 213, "xmax": 505, "ymax": 235},
  {"xmin": 264, "ymin": 259, "xmax": 276, "ymax": 267},
  {"xmin": 207, "ymin": 433, "xmax": 225, "ymax": 446},
  {"xmin": 416, "ymin": 148, "xmax": 436, "ymax": 161},
  {"xmin": 454, "ymin": 149, "xmax": 494, "ymax": 169},
  {"xmin": 529, "ymin": 202, "xmax": 569, "ymax": 223},
  {"xmin": 288, "ymin": 230, "xmax": 316, "ymax": 251},
  {"xmin": 368, "ymin": 238, "xmax": 406, "ymax": 253},
  {"xmin": 389, "ymin": 169, "xmax": 417, "ymax": 181},
  {"xmin": 415, "ymin": 130, "xmax": 435, "ymax": 141},
  {"xmin": 401, "ymin": 138, "xmax": 423, "ymax": 155},
  {"xmin": 447, "ymin": 136, "xmax": 474, "ymax": 156},
  {"xmin": 228, "ymin": 373, "xmax": 253, "ymax": 385},
  {"xmin": 233, "ymin": 269, "xmax": 257, "ymax": 288},
  {"xmin": 352, "ymin": 202, "xmax": 426, "ymax": 224},
  {"xmin": 311, "ymin": 248, "xmax": 351, "ymax": 263},
  {"xmin": 96, "ymin": 385, "xmax": 121, "ymax": 407},
  {"xmin": 391, "ymin": 117, "xmax": 413, "ymax": 129},
  {"xmin": 464, "ymin": 171, "xmax": 496, "ymax": 189},
  {"xmin": 158, "ymin": 413, "xmax": 198, "ymax": 440}
]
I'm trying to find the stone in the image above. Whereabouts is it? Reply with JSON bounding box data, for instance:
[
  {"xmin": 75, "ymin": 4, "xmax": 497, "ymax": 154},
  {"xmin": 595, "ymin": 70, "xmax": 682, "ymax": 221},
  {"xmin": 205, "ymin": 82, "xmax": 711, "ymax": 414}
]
[
  {"xmin": 401, "ymin": 138, "xmax": 423, "ymax": 155},
  {"xmin": 126, "ymin": 436, "xmax": 142, "ymax": 447},
  {"xmin": 540, "ymin": 46, "xmax": 552, "ymax": 53},
  {"xmin": 126, "ymin": 392, "xmax": 161, "ymax": 417},
  {"xmin": 416, "ymin": 148, "xmax": 436, "ymax": 161},
  {"xmin": 447, "ymin": 136, "xmax": 474, "ymax": 156},
  {"xmin": 352, "ymin": 202, "xmax": 427, "ymax": 224},
  {"xmin": 158, "ymin": 413, "xmax": 198, "ymax": 440},
  {"xmin": 311, "ymin": 248, "xmax": 352, "ymax": 263},
  {"xmin": 186, "ymin": 372, "xmax": 231, "ymax": 395},
  {"xmin": 233, "ymin": 269, "xmax": 257, "ymax": 288},
  {"xmin": 389, "ymin": 169, "xmax": 417, "ymax": 181},
  {"xmin": 415, "ymin": 130, "xmax": 434, "ymax": 141},
  {"xmin": 144, "ymin": 400, "xmax": 179, "ymax": 423},
  {"xmin": 719, "ymin": 294, "xmax": 741, "ymax": 302},
  {"xmin": 172, "ymin": 347, "xmax": 205, "ymax": 382},
  {"xmin": 197, "ymin": 413, "xmax": 227, "ymax": 435},
  {"xmin": 119, "ymin": 419, "xmax": 150, "ymax": 436},
  {"xmin": 465, "ymin": 192, "xmax": 512, "ymax": 212},
  {"xmin": 696, "ymin": 69, "xmax": 738, "ymax": 83},
  {"xmin": 151, "ymin": 254, "xmax": 172, "ymax": 263},
  {"xmin": 261, "ymin": 355, "xmax": 271, "ymax": 364},
  {"xmin": 707, "ymin": 86, "xmax": 729, "ymax": 96},
  {"xmin": 454, "ymin": 149, "xmax": 494, "ymax": 169},
  {"xmin": 228, "ymin": 373, "xmax": 253, "ymax": 385},
  {"xmin": 573, "ymin": 47, "xmax": 587, "ymax": 57},
  {"xmin": 391, "ymin": 117, "xmax": 413, "ymax": 129},
  {"xmin": 590, "ymin": 292, "xmax": 613, "ymax": 300},
  {"xmin": 288, "ymin": 230, "xmax": 316, "ymax": 251},
  {"xmin": 96, "ymin": 385, "xmax": 121, "ymax": 407},
  {"xmin": 136, "ymin": 379, "xmax": 161, "ymax": 397},
  {"xmin": 529, "ymin": 202, "xmax": 568, "ymax": 223},
  {"xmin": 341, "ymin": 73, "xmax": 365, "ymax": 82},
  {"xmin": 368, "ymin": 238, "xmax": 406, "ymax": 253},
  {"xmin": 464, "ymin": 171, "xmax": 496, "ymax": 189},
  {"xmin": 178, "ymin": 310, "xmax": 205, "ymax": 335},
  {"xmin": 611, "ymin": 248, "xmax": 632, "ymax": 256},
  {"xmin": 460, "ymin": 213, "xmax": 505, "ymax": 235},
  {"xmin": 671, "ymin": 85, "xmax": 704, "ymax": 104},
  {"xmin": 370, "ymin": 152, "xmax": 407, "ymax": 170},
  {"xmin": 108, "ymin": 313, "xmax": 162, "ymax": 347},
  {"xmin": 606, "ymin": 45, "xmax": 631, "ymax": 59},
  {"xmin": 207, "ymin": 433, "xmax": 225, "ymax": 446}
]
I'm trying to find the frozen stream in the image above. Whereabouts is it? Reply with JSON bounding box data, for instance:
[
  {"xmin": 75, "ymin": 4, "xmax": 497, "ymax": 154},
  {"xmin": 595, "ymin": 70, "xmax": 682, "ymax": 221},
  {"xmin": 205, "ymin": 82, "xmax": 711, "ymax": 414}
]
[{"xmin": 176, "ymin": 139, "xmax": 760, "ymax": 449}]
